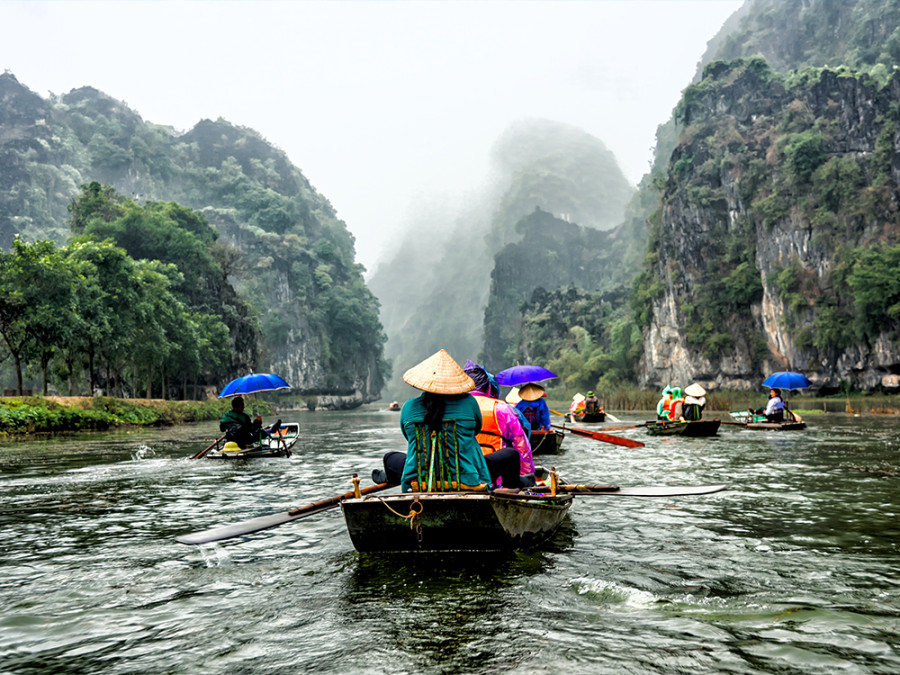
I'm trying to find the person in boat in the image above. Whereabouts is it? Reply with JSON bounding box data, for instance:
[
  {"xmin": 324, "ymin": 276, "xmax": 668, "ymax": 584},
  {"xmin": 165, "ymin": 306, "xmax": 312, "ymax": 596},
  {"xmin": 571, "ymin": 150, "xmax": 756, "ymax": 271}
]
[
  {"xmin": 656, "ymin": 386, "xmax": 673, "ymax": 421},
  {"xmin": 583, "ymin": 390, "xmax": 603, "ymax": 417},
  {"xmin": 464, "ymin": 360, "xmax": 536, "ymax": 489},
  {"xmin": 682, "ymin": 383, "xmax": 707, "ymax": 421},
  {"xmin": 567, "ymin": 393, "xmax": 585, "ymax": 422},
  {"xmin": 515, "ymin": 383, "xmax": 551, "ymax": 431},
  {"xmin": 750, "ymin": 388, "xmax": 785, "ymax": 422},
  {"xmin": 219, "ymin": 396, "xmax": 265, "ymax": 449},
  {"xmin": 376, "ymin": 350, "xmax": 492, "ymax": 492},
  {"xmin": 668, "ymin": 386, "xmax": 685, "ymax": 421}
]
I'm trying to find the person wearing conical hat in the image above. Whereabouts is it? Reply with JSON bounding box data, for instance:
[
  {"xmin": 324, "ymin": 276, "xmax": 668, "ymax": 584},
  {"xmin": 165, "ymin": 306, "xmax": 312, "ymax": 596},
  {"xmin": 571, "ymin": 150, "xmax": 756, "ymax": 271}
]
[
  {"xmin": 515, "ymin": 383, "xmax": 551, "ymax": 431},
  {"xmin": 375, "ymin": 349, "xmax": 491, "ymax": 492},
  {"xmin": 682, "ymin": 383, "xmax": 707, "ymax": 421}
]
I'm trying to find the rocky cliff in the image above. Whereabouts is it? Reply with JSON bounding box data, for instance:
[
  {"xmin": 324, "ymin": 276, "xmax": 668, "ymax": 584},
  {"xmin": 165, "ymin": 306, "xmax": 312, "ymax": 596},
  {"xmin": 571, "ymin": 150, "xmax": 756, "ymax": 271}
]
[{"xmin": 639, "ymin": 59, "xmax": 900, "ymax": 392}]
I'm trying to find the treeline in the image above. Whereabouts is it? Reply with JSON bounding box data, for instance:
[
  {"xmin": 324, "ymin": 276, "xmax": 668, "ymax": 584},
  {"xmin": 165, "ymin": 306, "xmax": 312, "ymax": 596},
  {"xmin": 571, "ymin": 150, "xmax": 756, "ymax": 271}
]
[{"xmin": 0, "ymin": 182, "xmax": 257, "ymax": 398}]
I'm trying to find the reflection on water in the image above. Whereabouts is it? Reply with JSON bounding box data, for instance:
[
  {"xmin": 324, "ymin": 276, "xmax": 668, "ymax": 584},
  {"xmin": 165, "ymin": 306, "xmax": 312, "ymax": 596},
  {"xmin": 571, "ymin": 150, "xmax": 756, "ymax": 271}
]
[{"xmin": 0, "ymin": 410, "xmax": 898, "ymax": 674}]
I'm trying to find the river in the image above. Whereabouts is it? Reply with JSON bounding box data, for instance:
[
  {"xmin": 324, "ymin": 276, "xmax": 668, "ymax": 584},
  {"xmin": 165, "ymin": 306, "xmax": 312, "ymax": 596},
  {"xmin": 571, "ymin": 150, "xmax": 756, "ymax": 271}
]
[{"xmin": 0, "ymin": 408, "xmax": 898, "ymax": 674}]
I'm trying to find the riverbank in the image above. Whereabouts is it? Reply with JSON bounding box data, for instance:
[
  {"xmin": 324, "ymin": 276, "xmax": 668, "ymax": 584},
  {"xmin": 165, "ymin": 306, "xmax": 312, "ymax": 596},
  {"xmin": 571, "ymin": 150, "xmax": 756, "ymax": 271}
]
[{"xmin": 0, "ymin": 396, "xmax": 274, "ymax": 436}]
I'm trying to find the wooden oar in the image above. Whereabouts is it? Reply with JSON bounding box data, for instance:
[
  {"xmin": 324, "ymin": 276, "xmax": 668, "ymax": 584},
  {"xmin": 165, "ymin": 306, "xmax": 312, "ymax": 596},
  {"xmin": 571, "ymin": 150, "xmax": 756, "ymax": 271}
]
[
  {"xmin": 551, "ymin": 424, "xmax": 645, "ymax": 448},
  {"xmin": 593, "ymin": 423, "xmax": 644, "ymax": 432},
  {"xmin": 192, "ymin": 434, "xmax": 225, "ymax": 460},
  {"xmin": 549, "ymin": 409, "xmax": 567, "ymax": 417},
  {"xmin": 535, "ymin": 483, "xmax": 728, "ymax": 497},
  {"xmin": 176, "ymin": 481, "xmax": 392, "ymax": 545}
]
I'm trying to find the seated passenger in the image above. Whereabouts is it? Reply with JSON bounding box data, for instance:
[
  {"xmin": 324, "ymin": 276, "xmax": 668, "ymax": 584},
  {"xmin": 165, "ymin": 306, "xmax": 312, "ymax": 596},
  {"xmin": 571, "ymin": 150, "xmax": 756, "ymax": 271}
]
[
  {"xmin": 219, "ymin": 396, "xmax": 264, "ymax": 448},
  {"xmin": 378, "ymin": 349, "xmax": 491, "ymax": 492},
  {"xmin": 751, "ymin": 388, "xmax": 785, "ymax": 422},
  {"xmin": 515, "ymin": 383, "xmax": 551, "ymax": 431}
]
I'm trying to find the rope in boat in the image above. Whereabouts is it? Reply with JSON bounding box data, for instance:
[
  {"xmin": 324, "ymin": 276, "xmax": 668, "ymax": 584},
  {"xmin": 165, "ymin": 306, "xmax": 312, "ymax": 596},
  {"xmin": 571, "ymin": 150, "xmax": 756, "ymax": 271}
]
[{"xmin": 375, "ymin": 496, "xmax": 423, "ymax": 529}]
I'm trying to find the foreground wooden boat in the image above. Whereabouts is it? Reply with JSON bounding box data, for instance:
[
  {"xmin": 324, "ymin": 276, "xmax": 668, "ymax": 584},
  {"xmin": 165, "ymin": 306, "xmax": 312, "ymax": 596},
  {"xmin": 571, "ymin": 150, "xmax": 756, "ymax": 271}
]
[
  {"xmin": 530, "ymin": 428, "xmax": 565, "ymax": 455},
  {"xmin": 341, "ymin": 491, "xmax": 573, "ymax": 552},
  {"xmin": 175, "ymin": 475, "xmax": 728, "ymax": 548},
  {"xmin": 205, "ymin": 422, "xmax": 300, "ymax": 459},
  {"xmin": 645, "ymin": 419, "xmax": 721, "ymax": 437}
]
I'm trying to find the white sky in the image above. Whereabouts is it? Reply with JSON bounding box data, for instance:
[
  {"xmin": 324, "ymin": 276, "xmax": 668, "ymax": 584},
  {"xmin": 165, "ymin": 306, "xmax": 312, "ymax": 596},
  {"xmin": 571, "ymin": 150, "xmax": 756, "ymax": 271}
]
[{"xmin": 1, "ymin": 0, "xmax": 743, "ymax": 271}]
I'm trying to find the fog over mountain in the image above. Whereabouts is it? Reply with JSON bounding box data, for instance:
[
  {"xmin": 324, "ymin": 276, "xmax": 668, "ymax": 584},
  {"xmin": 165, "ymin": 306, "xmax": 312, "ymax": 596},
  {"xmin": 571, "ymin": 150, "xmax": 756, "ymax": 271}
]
[{"xmin": 0, "ymin": 0, "xmax": 742, "ymax": 272}]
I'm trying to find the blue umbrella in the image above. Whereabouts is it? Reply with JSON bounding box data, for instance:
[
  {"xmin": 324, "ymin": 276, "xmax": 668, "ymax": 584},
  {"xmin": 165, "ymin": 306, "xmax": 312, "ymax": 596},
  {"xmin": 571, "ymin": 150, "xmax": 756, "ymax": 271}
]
[
  {"xmin": 762, "ymin": 371, "xmax": 811, "ymax": 390},
  {"xmin": 218, "ymin": 372, "xmax": 291, "ymax": 398},
  {"xmin": 495, "ymin": 365, "xmax": 557, "ymax": 387}
]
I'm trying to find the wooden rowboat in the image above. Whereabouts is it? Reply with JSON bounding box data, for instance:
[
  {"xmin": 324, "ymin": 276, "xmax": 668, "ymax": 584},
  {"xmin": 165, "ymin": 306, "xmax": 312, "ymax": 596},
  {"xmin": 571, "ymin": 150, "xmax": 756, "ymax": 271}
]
[
  {"xmin": 530, "ymin": 428, "xmax": 565, "ymax": 455},
  {"xmin": 175, "ymin": 477, "xmax": 728, "ymax": 549},
  {"xmin": 745, "ymin": 420, "xmax": 807, "ymax": 430},
  {"xmin": 729, "ymin": 411, "xmax": 806, "ymax": 431},
  {"xmin": 205, "ymin": 422, "xmax": 300, "ymax": 459},
  {"xmin": 340, "ymin": 491, "xmax": 573, "ymax": 552},
  {"xmin": 566, "ymin": 411, "xmax": 606, "ymax": 424},
  {"xmin": 645, "ymin": 419, "xmax": 721, "ymax": 437}
]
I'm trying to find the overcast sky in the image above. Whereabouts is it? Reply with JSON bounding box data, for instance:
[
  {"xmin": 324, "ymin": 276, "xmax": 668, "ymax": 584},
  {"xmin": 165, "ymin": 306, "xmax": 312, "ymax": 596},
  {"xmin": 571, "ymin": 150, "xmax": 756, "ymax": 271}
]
[{"xmin": 1, "ymin": 0, "xmax": 743, "ymax": 271}]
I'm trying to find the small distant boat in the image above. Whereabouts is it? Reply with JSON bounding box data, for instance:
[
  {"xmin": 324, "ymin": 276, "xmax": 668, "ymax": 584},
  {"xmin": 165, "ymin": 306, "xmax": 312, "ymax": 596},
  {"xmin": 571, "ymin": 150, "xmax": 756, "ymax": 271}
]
[
  {"xmin": 728, "ymin": 411, "xmax": 806, "ymax": 430},
  {"xmin": 341, "ymin": 491, "xmax": 573, "ymax": 552},
  {"xmin": 387, "ymin": 401, "xmax": 401, "ymax": 411},
  {"xmin": 205, "ymin": 422, "xmax": 300, "ymax": 459},
  {"xmin": 566, "ymin": 411, "xmax": 606, "ymax": 424},
  {"xmin": 530, "ymin": 428, "xmax": 565, "ymax": 455},
  {"xmin": 645, "ymin": 419, "xmax": 721, "ymax": 437}
]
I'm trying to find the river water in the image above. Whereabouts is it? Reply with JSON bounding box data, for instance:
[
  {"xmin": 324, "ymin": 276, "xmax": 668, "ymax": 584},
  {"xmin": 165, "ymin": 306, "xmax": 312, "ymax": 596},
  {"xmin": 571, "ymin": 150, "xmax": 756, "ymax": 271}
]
[{"xmin": 0, "ymin": 408, "xmax": 898, "ymax": 674}]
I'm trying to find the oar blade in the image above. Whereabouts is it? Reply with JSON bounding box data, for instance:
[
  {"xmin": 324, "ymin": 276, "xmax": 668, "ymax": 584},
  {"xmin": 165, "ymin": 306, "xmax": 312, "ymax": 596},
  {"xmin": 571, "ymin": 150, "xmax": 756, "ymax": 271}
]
[
  {"xmin": 562, "ymin": 484, "xmax": 728, "ymax": 497},
  {"xmin": 176, "ymin": 510, "xmax": 309, "ymax": 545},
  {"xmin": 564, "ymin": 426, "xmax": 645, "ymax": 448},
  {"xmin": 175, "ymin": 482, "xmax": 392, "ymax": 546}
]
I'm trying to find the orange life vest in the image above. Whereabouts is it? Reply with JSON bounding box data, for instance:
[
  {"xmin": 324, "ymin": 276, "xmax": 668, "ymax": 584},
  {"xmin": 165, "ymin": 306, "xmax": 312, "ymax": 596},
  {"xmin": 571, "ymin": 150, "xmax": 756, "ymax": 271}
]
[
  {"xmin": 475, "ymin": 396, "xmax": 504, "ymax": 455},
  {"xmin": 664, "ymin": 397, "xmax": 684, "ymax": 420},
  {"xmin": 661, "ymin": 397, "xmax": 677, "ymax": 420}
]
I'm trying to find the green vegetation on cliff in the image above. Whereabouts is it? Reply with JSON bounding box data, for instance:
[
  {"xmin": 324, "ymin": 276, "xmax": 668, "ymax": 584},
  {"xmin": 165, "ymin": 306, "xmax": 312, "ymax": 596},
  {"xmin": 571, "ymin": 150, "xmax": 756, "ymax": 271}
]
[{"xmin": 0, "ymin": 74, "xmax": 387, "ymax": 402}]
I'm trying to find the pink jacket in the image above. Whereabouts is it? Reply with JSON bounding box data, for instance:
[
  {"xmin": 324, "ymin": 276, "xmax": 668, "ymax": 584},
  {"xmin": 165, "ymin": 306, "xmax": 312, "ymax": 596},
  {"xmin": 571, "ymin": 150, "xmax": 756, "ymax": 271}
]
[{"xmin": 471, "ymin": 391, "xmax": 535, "ymax": 476}]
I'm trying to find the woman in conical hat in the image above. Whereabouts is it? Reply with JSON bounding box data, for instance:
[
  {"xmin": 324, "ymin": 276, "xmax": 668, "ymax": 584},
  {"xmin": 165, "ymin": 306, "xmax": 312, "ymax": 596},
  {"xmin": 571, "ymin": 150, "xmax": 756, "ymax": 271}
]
[
  {"xmin": 515, "ymin": 383, "xmax": 551, "ymax": 431},
  {"xmin": 376, "ymin": 350, "xmax": 491, "ymax": 491}
]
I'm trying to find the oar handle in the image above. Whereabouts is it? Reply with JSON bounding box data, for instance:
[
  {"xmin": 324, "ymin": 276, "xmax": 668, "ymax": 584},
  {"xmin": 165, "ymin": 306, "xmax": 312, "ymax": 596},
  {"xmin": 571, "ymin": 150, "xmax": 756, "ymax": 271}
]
[
  {"xmin": 192, "ymin": 434, "xmax": 226, "ymax": 459},
  {"xmin": 288, "ymin": 481, "xmax": 388, "ymax": 516}
]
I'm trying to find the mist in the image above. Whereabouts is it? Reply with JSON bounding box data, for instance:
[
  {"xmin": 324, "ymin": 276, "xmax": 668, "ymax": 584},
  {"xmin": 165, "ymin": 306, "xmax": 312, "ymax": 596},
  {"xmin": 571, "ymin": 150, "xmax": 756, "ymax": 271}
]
[{"xmin": 0, "ymin": 0, "xmax": 743, "ymax": 272}]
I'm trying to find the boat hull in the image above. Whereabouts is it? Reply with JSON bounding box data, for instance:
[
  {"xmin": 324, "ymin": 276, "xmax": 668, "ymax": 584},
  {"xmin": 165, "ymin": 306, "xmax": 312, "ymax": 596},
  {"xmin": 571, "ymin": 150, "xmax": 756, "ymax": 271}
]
[
  {"xmin": 645, "ymin": 419, "xmax": 721, "ymax": 436},
  {"xmin": 205, "ymin": 422, "xmax": 300, "ymax": 459},
  {"xmin": 745, "ymin": 421, "xmax": 807, "ymax": 431},
  {"xmin": 340, "ymin": 492, "xmax": 573, "ymax": 552},
  {"xmin": 530, "ymin": 429, "xmax": 565, "ymax": 455},
  {"xmin": 729, "ymin": 412, "xmax": 806, "ymax": 430}
]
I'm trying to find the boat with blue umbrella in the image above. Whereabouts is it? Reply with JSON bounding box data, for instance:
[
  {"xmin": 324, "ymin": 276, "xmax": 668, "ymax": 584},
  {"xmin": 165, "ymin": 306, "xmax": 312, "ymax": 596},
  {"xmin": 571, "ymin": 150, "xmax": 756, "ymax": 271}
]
[
  {"xmin": 194, "ymin": 372, "xmax": 299, "ymax": 459},
  {"xmin": 729, "ymin": 371, "xmax": 810, "ymax": 430}
]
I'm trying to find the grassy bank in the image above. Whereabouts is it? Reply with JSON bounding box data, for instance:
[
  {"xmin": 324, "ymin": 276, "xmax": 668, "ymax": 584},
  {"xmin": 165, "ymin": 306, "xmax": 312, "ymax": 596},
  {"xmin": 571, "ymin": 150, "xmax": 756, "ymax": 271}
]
[{"xmin": 0, "ymin": 396, "xmax": 274, "ymax": 436}]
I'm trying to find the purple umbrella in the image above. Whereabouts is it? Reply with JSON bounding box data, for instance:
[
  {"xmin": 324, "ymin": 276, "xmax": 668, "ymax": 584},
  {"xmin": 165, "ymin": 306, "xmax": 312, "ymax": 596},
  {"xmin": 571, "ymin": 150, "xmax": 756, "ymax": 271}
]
[{"xmin": 495, "ymin": 365, "xmax": 557, "ymax": 387}]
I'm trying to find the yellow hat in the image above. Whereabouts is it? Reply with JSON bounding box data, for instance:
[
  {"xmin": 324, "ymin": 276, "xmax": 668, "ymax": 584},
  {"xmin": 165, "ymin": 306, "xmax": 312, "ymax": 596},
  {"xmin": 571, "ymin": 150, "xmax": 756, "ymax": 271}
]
[
  {"xmin": 402, "ymin": 349, "xmax": 475, "ymax": 395},
  {"xmin": 518, "ymin": 383, "xmax": 545, "ymax": 402}
]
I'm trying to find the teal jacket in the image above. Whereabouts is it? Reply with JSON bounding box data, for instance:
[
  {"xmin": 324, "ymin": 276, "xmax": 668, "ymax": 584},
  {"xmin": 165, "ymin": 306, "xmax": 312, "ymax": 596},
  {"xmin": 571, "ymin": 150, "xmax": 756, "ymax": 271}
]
[{"xmin": 398, "ymin": 393, "xmax": 491, "ymax": 492}]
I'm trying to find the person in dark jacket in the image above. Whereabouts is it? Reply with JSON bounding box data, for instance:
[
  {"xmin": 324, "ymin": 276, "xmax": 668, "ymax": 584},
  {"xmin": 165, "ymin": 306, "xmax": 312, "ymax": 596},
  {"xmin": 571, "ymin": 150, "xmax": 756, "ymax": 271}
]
[{"xmin": 219, "ymin": 396, "xmax": 264, "ymax": 448}]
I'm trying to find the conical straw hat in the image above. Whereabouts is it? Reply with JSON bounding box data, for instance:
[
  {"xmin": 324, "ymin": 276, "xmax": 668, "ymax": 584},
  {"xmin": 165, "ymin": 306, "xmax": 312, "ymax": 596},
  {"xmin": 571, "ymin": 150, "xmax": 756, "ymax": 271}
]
[
  {"xmin": 684, "ymin": 383, "xmax": 707, "ymax": 397},
  {"xmin": 402, "ymin": 349, "xmax": 475, "ymax": 394},
  {"xmin": 518, "ymin": 383, "xmax": 545, "ymax": 401}
]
